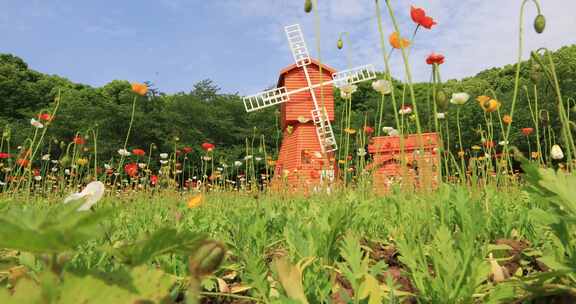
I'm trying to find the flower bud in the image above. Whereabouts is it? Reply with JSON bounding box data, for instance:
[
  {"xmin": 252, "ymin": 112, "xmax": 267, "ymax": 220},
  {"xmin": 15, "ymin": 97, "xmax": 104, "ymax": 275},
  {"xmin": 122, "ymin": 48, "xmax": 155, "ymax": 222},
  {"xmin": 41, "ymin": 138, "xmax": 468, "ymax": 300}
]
[
  {"xmin": 337, "ymin": 38, "xmax": 343, "ymax": 50},
  {"xmin": 189, "ymin": 241, "xmax": 226, "ymax": 277},
  {"xmin": 304, "ymin": 0, "xmax": 312, "ymax": 13},
  {"xmin": 534, "ymin": 14, "xmax": 546, "ymax": 34},
  {"xmin": 436, "ymin": 90, "xmax": 448, "ymax": 110}
]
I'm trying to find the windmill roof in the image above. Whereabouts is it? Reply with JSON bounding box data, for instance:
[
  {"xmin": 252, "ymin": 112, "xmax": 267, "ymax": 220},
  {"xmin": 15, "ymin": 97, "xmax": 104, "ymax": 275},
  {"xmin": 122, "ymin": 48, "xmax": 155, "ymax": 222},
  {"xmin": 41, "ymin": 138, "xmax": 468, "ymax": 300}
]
[{"xmin": 277, "ymin": 59, "xmax": 337, "ymax": 87}]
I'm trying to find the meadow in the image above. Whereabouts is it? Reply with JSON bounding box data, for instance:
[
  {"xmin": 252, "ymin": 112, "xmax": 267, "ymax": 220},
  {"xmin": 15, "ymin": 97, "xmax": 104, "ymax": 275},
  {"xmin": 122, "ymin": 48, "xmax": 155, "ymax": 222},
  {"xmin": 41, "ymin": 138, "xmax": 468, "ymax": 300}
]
[{"xmin": 1, "ymin": 0, "xmax": 576, "ymax": 303}]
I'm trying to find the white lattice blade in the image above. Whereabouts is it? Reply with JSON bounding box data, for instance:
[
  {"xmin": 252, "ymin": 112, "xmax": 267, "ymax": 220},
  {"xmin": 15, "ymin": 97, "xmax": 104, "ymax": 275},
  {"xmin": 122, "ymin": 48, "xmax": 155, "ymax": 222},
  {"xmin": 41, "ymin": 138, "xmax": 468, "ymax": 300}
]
[
  {"xmin": 311, "ymin": 108, "xmax": 338, "ymax": 153},
  {"xmin": 243, "ymin": 87, "xmax": 290, "ymax": 112},
  {"xmin": 285, "ymin": 24, "xmax": 311, "ymax": 67},
  {"xmin": 332, "ymin": 64, "xmax": 377, "ymax": 88}
]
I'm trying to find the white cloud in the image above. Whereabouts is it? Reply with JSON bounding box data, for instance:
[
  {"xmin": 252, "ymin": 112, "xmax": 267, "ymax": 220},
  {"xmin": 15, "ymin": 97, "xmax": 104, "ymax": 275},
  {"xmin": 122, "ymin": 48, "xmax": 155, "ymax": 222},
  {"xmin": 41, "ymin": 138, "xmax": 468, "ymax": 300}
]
[{"xmin": 214, "ymin": 0, "xmax": 576, "ymax": 91}]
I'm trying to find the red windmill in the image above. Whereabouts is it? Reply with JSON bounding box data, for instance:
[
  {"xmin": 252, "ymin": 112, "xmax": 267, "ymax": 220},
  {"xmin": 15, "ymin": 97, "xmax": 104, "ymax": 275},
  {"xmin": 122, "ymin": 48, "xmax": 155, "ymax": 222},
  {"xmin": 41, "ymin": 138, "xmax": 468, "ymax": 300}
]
[{"xmin": 243, "ymin": 24, "xmax": 376, "ymax": 189}]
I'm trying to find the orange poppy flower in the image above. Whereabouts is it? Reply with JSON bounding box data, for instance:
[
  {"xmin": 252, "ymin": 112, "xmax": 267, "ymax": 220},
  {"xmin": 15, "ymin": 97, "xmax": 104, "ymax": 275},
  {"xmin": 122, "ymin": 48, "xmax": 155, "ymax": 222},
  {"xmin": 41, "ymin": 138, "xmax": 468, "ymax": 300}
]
[
  {"xmin": 389, "ymin": 32, "xmax": 411, "ymax": 49},
  {"xmin": 131, "ymin": 83, "xmax": 148, "ymax": 96},
  {"xmin": 502, "ymin": 115, "xmax": 512, "ymax": 125},
  {"xmin": 187, "ymin": 194, "xmax": 203, "ymax": 209},
  {"xmin": 477, "ymin": 96, "xmax": 500, "ymax": 113},
  {"xmin": 410, "ymin": 6, "xmax": 437, "ymax": 29}
]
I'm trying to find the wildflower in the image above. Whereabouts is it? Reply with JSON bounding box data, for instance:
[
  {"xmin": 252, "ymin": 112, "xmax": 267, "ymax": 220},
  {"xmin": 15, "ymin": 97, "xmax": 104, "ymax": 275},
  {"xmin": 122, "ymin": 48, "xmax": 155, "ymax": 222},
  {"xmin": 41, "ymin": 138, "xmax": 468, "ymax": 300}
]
[
  {"xmin": 410, "ymin": 6, "xmax": 437, "ymax": 29},
  {"xmin": 344, "ymin": 128, "xmax": 357, "ymax": 135},
  {"xmin": 38, "ymin": 113, "xmax": 52, "ymax": 121},
  {"xmin": 234, "ymin": 161, "xmax": 242, "ymax": 167},
  {"xmin": 244, "ymin": 155, "xmax": 253, "ymax": 161},
  {"xmin": 132, "ymin": 148, "xmax": 145, "ymax": 156},
  {"xmin": 160, "ymin": 153, "xmax": 169, "ymax": 159},
  {"xmin": 551, "ymin": 144, "xmax": 564, "ymax": 160},
  {"xmin": 477, "ymin": 96, "xmax": 501, "ymax": 113},
  {"xmin": 399, "ymin": 105, "xmax": 413, "ymax": 115},
  {"xmin": 30, "ymin": 118, "xmax": 44, "ymax": 129},
  {"xmin": 64, "ymin": 181, "xmax": 105, "ymax": 211},
  {"xmin": 150, "ymin": 175, "xmax": 158, "ymax": 185},
  {"xmin": 426, "ymin": 53, "xmax": 445, "ymax": 65},
  {"xmin": 450, "ymin": 93, "xmax": 470, "ymax": 105},
  {"xmin": 76, "ymin": 158, "xmax": 89, "ymax": 166},
  {"xmin": 436, "ymin": 112, "xmax": 446, "ymax": 119},
  {"xmin": 201, "ymin": 142, "xmax": 215, "ymax": 152},
  {"xmin": 382, "ymin": 127, "xmax": 399, "ymax": 136},
  {"xmin": 124, "ymin": 163, "xmax": 138, "ymax": 177},
  {"xmin": 73, "ymin": 136, "xmax": 86, "ymax": 145},
  {"xmin": 502, "ymin": 115, "xmax": 512, "ymax": 125},
  {"xmin": 64, "ymin": 169, "xmax": 71, "ymax": 175},
  {"xmin": 131, "ymin": 82, "xmax": 148, "ymax": 96},
  {"xmin": 16, "ymin": 159, "xmax": 29, "ymax": 167},
  {"xmin": 118, "ymin": 149, "xmax": 131, "ymax": 157},
  {"xmin": 41, "ymin": 154, "xmax": 50, "ymax": 161},
  {"xmin": 51, "ymin": 167, "xmax": 58, "ymax": 172},
  {"xmin": 372, "ymin": 80, "xmax": 392, "ymax": 95},
  {"xmin": 138, "ymin": 163, "xmax": 147, "ymax": 169},
  {"xmin": 531, "ymin": 152, "xmax": 540, "ymax": 159},
  {"xmin": 202, "ymin": 156, "xmax": 212, "ymax": 161},
  {"xmin": 472, "ymin": 145, "xmax": 482, "ymax": 151},
  {"xmin": 160, "ymin": 160, "xmax": 168, "ymax": 165},
  {"xmin": 483, "ymin": 141, "xmax": 495, "ymax": 149},
  {"xmin": 0, "ymin": 153, "xmax": 11, "ymax": 159},
  {"xmin": 34, "ymin": 175, "xmax": 42, "ymax": 181},
  {"xmin": 498, "ymin": 141, "xmax": 509, "ymax": 146},
  {"xmin": 389, "ymin": 32, "xmax": 411, "ymax": 49},
  {"xmin": 255, "ymin": 157, "xmax": 262, "ymax": 162},
  {"xmin": 340, "ymin": 84, "xmax": 357, "ymax": 99},
  {"xmin": 182, "ymin": 147, "xmax": 193, "ymax": 154},
  {"xmin": 357, "ymin": 148, "xmax": 367, "ymax": 157},
  {"xmin": 521, "ymin": 128, "xmax": 534, "ymax": 136},
  {"xmin": 363, "ymin": 126, "xmax": 374, "ymax": 135},
  {"xmin": 222, "ymin": 163, "xmax": 229, "ymax": 168},
  {"xmin": 458, "ymin": 150, "xmax": 465, "ymax": 158}
]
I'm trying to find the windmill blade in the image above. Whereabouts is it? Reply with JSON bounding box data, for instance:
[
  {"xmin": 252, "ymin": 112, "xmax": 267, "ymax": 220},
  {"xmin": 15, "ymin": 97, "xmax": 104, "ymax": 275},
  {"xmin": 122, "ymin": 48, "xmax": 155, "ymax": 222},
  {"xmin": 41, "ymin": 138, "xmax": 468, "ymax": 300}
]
[
  {"xmin": 332, "ymin": 64, "xmax": 377, "ymax": 88},
  {"xmin": 311, "ymin": 108, "xmax": 338, "ymax": 153},
  {"xmin": 243, "ymin": 87, "xmax": 290, "ymax": 112},
  {"xmin": 285, "ymin": 24, "xmax": 311, "ymax": 67}
]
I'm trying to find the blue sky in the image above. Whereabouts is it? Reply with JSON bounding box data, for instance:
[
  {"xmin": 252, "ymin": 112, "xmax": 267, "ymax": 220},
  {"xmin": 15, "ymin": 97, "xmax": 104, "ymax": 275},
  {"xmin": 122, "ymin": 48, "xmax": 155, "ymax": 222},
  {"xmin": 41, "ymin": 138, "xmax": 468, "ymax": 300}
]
[{"xmin": 1, "ymin": 0, "xmax": 575, "ymax": 96}]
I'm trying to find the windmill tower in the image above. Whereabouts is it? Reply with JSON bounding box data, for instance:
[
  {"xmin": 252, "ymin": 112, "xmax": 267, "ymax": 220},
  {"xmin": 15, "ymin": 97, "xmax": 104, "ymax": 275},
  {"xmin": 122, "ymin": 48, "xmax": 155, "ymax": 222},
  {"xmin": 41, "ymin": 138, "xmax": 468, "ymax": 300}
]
[{"xmin": 243, "ymin": 24, "xmax": 376, "ymax": 189}]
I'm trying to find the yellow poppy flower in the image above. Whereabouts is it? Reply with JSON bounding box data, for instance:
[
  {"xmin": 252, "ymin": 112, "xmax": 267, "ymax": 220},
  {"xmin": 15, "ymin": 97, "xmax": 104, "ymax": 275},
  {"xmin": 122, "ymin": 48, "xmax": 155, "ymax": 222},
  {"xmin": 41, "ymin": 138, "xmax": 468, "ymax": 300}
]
[
  {"xmin": 502, "ymin": 114, "xmax": 512, "ymax": 125},
  {"xmin": 472, "ymin": 145, "xmax": 481, "ymax": 151},
  {"xmin": 457, "ymin": 150, "xmax": 465, "ymax": 158},
  {"xmin": 187, "ymin": 194, "xmax": 203, "ymax": 209},
  {"xmin": 344, "ymin": 128, "xmax": 357, "ymax": 135},
  {"xmin": 76, "ymin": 158, "xmax": 89, "ymax": 166},
  {"xmin": 477, "ymin": 96, "xmax": 501, "ymax": 113}
]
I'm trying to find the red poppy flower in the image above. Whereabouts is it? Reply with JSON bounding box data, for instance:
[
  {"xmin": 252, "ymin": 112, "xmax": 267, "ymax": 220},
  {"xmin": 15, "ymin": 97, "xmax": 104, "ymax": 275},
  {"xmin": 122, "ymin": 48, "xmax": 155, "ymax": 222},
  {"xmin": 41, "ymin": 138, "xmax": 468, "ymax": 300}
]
[
  {"xmin": 124, "ymin": 163, "xmax": 138, "ymax": 177},
  {"xmin": 37, "ymin": 113, "xmax": 52, "ymax": 121},
  {"xmin": 0, "ymin": 152, "xmax": 11, "ymax": 159},
  {"xmin": 347, "ymin": 155, "xmax": 353, "ymax": 161},
  {"xmin": 182, "ymin": 147, "xmax": 193, "ymax": 154},
  {"xmin": 201, "ymin": 142, "xmax": 215, "ymax": 152},
  {"xmin": 410, "ymin": 6, "xmax": 437, "ymax": 29},
  {"xmin": 33, "ymin": 168, "xmax": 41, "ymax": 177},
  {"xmin": 521, "ymin": 127, "xmax": 534, "ymax": 136},
  {"xmin": 483, "ymin": 140, "xmax": 495, "ymax": 148},
  {"xmin": 132, "ymin": 148, "xmax": 145, "ymax": 156},
  {"xmin": 363, "ymin": 126, "xmax": 375, "ymax": 135},
  {"xmin": 150, "ymin": 175, "xmax": 158, "ymax": 186},
  {"xmin": 73, "ymin": 136, "xmax": 86, "ymax": 145},
  {"xmin": 106, "ymin": 169, "xmax": 114, "ymax": 175},
  {"xmin": 426, "ymin": 53, "xmax": 445, "ymax": 65}
]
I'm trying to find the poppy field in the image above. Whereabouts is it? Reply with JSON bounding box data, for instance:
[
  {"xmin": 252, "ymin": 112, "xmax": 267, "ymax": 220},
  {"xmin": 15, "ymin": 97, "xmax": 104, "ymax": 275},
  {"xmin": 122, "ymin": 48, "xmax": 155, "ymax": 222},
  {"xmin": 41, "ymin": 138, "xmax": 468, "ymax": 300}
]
[{"xmin": 1, "ymin": 0, "xmax": 576, "ymax": 303}]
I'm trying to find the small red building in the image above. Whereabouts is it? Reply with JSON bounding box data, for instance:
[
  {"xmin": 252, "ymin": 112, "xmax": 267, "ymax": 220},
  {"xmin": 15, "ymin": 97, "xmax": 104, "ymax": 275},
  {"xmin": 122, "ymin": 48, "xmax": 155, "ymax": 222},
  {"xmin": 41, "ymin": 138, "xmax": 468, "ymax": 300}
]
[
  {"xmin": 273, "ymin": 59, "xmax": 337, "ymax": 189},
  {"xmin": 367, "ymin": 133, "xmax": 440, "ymax": 194}
]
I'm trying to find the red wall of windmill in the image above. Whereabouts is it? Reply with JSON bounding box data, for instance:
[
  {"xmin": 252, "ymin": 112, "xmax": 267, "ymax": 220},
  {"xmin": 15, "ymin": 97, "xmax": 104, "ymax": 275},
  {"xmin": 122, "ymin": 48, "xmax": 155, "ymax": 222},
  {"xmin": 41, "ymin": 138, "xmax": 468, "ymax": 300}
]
[
  {"xmin": 273, "ymin": 123, "xmax": 336, "ymax": 188},
  {"xmin": 278, "ymin": 61, "xmax": 335, "ymax": 128}
]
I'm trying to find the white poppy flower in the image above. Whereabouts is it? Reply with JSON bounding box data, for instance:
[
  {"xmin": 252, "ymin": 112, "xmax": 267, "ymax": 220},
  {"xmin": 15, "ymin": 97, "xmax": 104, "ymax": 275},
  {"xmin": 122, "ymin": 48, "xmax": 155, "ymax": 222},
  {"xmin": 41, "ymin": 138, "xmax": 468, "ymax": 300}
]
[
  {"xmin": 372, "ymin": 80, "xmax": 392, "ymax": 95},
  {"xmin": 222, "ymin": 163, "xmax": 229, "ymax": 168},
  {"xmin": 138, "ymin": 163, "xmax": 147, "ymax": 169},
  {"xmin": 244, "ymin": 155, "xmax": 253, "ymax": 161},
  {"xmin": 234, "ymin": 161, "xmax": 242, "ymax": 167},
  {"xmin": 340, "ymin": 84, "xmax": 357, "ymax": 98},
  {"xmin": 41, "ymin": 154, "xmax": 51, "ymax": 161},
  {"xmin": 64, "ymin": 181, "xmax": 105, "ymax": 211},
  {"xmin": 0, "ymin": 181, "xmax": 6, "ymax": 186},
  {"xmin": 160, "ymin": 160, "xmax": 168, "ymax": 165},
  {"xmin": 34, "ymin": 176, "xmax": 42, "ymax": 181},
  {"xmin": 104, "ymin": 164, "xmax": 112, "ymax": 170},
  {"xmin": 118, "ymin": 149, "xmax": 131, "ymax": 156},
  {"xmin": 357, "ymin": 148, "xmax": 367, "ymax": 157},
  {"xmin": 64, "ymin": 169, "xmax": 70, "ymax": 175},
  {"xmin": 498, "ymin": 141, "xmax": 509, "ymax": 146},
  {"xmin": 399, "ymin": 106, "xmax": 412, "ymax": 115},
  {"xmin": 217, "ymin": 167, "xmax": 223, "ymax": 171},
  {"xmin": 436, "ymin": 112, "xmax": 446, "ymax": 119},
  {"xmin": 159, "ymin": 153, "xmax": 168, "ymax": 159},
  {"xmin": 51, "ymin": 160, "xmax": 59, "ymax": 164},
  {"xmin": 450, "ymin": 93, "xmax": 470, "ymax": 105},
  {"xmin": 30, "ymin": 118, "xmax": 44, "ymax": 129},
  {"xmin": 551, "ymin": 144, "xmax": 564, "ymax": 160},
  {"xmin": 255, "ymin": 157, "xmax": 262, "ymax": 162},
  {"xmin": 51, "ymin": 167, "xmax": 58, "ymax": 172},
  {"xmin": 202, "ymin": 156, "xmax": 212, "ymax": 161}
]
